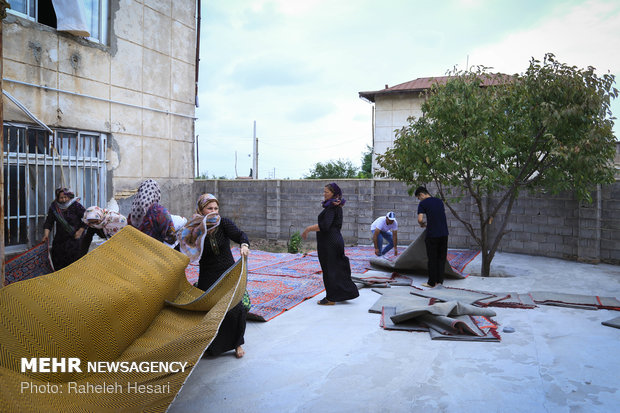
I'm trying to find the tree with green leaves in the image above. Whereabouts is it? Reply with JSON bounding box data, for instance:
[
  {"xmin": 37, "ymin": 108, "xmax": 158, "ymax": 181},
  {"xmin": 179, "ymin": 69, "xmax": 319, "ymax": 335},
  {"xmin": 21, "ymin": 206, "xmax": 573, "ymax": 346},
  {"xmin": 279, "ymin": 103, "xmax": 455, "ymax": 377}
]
[
  {"xmin": 304, "ymin": 159, "xmax": 359, "ymax": 179},
  {"xmin": 358, "ymin": 145, "xmax": 373, "ymax": 178},
  {"xmin": 377, "ymin": 53, "xmax": 618, "ymax": 276}
]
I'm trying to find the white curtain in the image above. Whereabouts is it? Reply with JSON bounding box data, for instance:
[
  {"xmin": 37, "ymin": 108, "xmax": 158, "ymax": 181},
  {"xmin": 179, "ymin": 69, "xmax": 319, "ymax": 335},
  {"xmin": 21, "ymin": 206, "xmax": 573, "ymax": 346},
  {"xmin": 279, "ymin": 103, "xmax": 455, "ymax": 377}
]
[{"xmin": 51, "ymin": 0, "xmax": 91, "ymax": 37}]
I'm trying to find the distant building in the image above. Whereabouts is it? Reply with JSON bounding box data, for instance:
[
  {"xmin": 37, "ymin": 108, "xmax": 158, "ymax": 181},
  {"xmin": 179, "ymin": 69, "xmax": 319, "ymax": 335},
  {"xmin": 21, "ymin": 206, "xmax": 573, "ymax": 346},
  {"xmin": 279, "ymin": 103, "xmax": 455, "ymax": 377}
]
[
  {"xmin": 2, "ymin": 1, "xmax": 198, "ymax": 252},
  {"xmin": 359, "ymin": 75, "xmax": 506, "ymax": 175}
]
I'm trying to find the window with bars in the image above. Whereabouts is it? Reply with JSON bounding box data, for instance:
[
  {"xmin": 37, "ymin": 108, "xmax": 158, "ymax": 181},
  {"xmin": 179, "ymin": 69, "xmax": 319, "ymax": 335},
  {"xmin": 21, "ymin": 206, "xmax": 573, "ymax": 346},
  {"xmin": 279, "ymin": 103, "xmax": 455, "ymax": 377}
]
[{"xmin": 3, "ymin": 124, "xmax": 107, "ymax": 249}]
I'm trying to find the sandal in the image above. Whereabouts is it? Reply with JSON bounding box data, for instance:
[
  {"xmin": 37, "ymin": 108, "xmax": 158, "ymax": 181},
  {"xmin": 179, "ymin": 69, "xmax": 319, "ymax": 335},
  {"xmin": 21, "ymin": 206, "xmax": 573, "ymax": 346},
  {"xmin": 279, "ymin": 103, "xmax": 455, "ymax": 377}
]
[{"xmin": 317, "ymin": 298, "xmax": 335, "ymax": 306}]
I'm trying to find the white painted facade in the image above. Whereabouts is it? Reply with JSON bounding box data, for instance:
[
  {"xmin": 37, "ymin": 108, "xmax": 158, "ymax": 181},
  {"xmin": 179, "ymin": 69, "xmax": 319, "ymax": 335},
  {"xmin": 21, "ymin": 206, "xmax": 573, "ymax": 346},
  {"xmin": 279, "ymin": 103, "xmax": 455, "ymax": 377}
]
[
  {"xmin": 372, "ymin": 93, "xmax": 424, "ymax": 173},
  {"xmin": 2, "ymin": 0, "xmax": 197, "ymax": 248},
  {"xmin": 2, "ymin": 0, "xmax": 197, "ymax": 194}
]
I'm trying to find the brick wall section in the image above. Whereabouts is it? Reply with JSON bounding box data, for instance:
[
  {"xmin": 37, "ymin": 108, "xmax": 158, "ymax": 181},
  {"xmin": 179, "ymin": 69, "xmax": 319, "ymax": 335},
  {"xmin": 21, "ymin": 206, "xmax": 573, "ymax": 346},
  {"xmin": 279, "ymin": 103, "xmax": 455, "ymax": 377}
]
[{"xmin": 119, "ymin": 179, "xmax": 620, "ymax": 264}]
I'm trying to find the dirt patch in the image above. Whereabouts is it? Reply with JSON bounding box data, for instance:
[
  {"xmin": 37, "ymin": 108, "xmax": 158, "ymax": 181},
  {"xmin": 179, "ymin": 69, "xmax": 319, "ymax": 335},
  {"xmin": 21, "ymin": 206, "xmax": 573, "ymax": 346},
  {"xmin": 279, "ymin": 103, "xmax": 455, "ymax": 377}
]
[{"xmin": 249, "ymin": 238, "xmax": 316, "ymax": 254}]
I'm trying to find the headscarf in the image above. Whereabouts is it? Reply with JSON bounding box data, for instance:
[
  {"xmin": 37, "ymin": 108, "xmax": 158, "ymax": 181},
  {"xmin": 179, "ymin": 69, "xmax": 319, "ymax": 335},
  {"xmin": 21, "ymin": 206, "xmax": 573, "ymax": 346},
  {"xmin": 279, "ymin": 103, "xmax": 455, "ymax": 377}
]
[
  {"xmin": 54, "ymin": 187, "xmax": 79, "ymax": 210},
  {"xmin": 82, "ymin": 206, "xmax": 128, "ymax": 239},
  {"xmin": 178, "ymin": 194, "xmax": 221, "ymax": 263},
  {"xmin": 322, "ymin": 182, "xmax": 346, "ymax": 208},
  {"xmin": 51, "ymin": 187, "xmax": 80, "ymax": 234},
  {"xmin": 129, "ymin": 179, "xmax": 161, "ymax": 228}
]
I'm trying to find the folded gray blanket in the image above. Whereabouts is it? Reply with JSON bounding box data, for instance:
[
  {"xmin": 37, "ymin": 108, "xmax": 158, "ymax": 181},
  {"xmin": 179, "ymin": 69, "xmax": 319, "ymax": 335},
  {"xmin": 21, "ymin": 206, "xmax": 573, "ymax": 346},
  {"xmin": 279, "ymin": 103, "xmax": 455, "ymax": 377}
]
[
  {"xmin": 602, "ymin": 316, "xmax": 620, "ymax": 329},
  {"xmin": 369, "ymin": 229, "xmax": 465, "ymax": 279},
  {"xmin": 385, "ymin": 300, "xmax": 500, "ymax": 342}
]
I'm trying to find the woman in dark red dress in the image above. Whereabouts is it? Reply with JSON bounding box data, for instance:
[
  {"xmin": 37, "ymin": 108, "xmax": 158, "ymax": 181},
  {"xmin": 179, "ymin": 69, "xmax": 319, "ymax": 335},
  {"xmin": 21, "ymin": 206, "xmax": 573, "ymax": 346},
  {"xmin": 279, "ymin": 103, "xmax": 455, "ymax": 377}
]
[{"xmin": 302, "ymin": 183, "xmax": 359, "ymax": 305}]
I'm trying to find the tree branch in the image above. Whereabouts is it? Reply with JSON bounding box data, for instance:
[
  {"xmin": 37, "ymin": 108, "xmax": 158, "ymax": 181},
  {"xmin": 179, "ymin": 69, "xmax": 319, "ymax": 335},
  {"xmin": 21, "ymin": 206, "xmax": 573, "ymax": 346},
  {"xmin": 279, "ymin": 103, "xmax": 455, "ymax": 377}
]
[{"xmin": 435, "ymin": 177, "xmax": 482, "ymax": 246}]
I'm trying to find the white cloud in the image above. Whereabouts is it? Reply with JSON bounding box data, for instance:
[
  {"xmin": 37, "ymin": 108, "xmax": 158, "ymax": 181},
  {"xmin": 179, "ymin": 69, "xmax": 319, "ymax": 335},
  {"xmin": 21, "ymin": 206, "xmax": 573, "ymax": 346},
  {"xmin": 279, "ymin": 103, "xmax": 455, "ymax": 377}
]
[
  {"xmin": 469, "ymin": 0, "xmax": 620, "ymax": 75},
  {"xmin": 196, "ymin": 0, "xmax": 620, "ymax": 179}
]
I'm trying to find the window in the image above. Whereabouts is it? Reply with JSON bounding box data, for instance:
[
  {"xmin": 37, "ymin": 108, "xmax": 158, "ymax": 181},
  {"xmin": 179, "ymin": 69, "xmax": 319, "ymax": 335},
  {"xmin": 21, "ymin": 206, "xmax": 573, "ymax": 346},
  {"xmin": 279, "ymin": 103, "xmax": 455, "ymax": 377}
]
[
  {"xmin": 3, "ymin": 124, "xmax": 107, "ymax": 247},
  {"xmin": 8, "ymin": 0, "xmax": 109, "ymax": 45}
]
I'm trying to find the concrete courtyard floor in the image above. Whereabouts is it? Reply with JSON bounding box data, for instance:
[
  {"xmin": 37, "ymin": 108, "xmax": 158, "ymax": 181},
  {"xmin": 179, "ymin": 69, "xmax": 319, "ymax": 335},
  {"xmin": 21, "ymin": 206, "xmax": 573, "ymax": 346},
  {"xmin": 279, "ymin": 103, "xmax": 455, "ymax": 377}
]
[{"xmin": 169, "ymin": 251, "xmax": 620, "ymax": 413}]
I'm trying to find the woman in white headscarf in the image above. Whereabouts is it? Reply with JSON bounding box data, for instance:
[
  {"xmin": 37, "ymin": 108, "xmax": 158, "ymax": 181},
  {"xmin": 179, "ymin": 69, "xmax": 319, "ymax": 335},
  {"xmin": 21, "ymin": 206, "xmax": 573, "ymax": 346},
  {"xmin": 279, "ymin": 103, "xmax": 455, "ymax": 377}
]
[
  {"xmin": 82, "ymin": 206, "xmax": 128, "ymax": 238},
  {"xmin": 178, "ymin": 193, "xmax": 250, "ymax": 358},
  {"xmin": 80, "ymin": 206, "xmax": 128, "ymax": 255}
]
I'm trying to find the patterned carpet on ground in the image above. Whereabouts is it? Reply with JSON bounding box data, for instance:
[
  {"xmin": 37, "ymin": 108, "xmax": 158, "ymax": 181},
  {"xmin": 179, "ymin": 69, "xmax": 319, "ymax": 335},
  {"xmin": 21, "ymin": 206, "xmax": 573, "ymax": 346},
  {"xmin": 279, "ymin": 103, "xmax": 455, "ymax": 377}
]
[
  {"xmin": 3, "ymin": 241, "xmax": 54, "ymax": 286},
  {"xmin": 185, "ymin": 246, "xmax": 480, "ymax": 322}
]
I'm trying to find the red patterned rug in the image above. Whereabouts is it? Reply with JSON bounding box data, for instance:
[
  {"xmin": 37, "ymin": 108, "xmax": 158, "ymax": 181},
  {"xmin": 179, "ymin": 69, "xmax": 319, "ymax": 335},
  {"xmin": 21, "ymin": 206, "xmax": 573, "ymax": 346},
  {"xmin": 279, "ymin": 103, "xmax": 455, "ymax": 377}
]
[
  {"xmin": 4, "ymin": 242, "xmax": 54, "ymax": 286},
  {"xmin": 185, "ymin": 246, "xmax": 480, "ymax": 322}
]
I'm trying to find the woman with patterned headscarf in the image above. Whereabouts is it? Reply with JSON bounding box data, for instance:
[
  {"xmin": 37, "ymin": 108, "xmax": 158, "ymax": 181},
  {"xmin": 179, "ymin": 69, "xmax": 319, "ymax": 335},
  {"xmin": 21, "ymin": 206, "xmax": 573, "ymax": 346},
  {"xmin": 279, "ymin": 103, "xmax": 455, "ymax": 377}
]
[
  {"xmin": 82, "ymin": 206, "xmax": 128, "ymax": 239},
  {"xmin": 302, "ymin": 182, "xmax": 359, "ymax": 305},
  {"xmin": 79, "ymin": 206, "xmax": 128, "ymax": 254},
  {"xmin": 178, "ymin": 193, "xmax": 250, "ymax": 358},
  {"xmin": 127, "ymin": 179, "xmax": 175, "ymax": 244},
  {"xmin": 42, "ymin": 187, "xmax": 88, "ymax": 271}
]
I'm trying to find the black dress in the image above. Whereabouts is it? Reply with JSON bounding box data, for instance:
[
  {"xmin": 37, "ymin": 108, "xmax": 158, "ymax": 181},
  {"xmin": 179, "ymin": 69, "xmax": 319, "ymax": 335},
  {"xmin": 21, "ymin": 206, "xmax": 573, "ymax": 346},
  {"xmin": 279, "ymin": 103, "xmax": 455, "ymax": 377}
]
[
  {"xmin": 316, "ymin": 205, "xmax": 359, "ymax": 302},
  {"xmin": 43, "ymin": 201, "xmax": 87, "ymax": 271},
  {"xmin": 198, "ymin": 217, "xmax": 250, "ymax": 356}
]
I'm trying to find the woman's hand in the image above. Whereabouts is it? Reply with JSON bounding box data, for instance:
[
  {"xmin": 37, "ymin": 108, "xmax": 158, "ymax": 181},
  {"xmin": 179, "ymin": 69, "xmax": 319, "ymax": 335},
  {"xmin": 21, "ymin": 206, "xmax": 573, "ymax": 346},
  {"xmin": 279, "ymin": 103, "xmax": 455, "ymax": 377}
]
[
  {"xmin": 302, "ymin": 224, "xmax": 319, "ymax": 240},
  {"xmin": 74, "ymin": 227, "xmax": 85, "ymax": 239},
  {"xmin": 240, "ymin": 243, "xmax": 250, "ymax": 257},
  {"xmin": 42, "ymin": 229, "xmax": 50, "ymax": 243}
]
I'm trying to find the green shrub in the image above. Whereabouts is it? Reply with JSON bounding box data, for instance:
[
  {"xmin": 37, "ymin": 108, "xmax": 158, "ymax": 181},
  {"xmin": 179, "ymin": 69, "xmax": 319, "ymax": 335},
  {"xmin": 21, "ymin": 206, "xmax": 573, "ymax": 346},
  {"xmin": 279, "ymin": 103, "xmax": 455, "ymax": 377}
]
[{"xmin": 288, "ymin": 231, "xmax": 302, "ymax": 253}]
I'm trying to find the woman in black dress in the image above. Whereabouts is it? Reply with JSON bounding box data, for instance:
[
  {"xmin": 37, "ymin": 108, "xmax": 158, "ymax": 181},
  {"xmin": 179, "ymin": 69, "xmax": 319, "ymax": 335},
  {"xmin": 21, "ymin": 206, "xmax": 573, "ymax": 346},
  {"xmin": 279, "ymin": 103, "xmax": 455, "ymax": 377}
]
[
  {"xmin": 178, "ymin": 193, "xmax": 250, "ymax": 358},
  {"xmin": 42, "ymin": 187, "xmax": 87, "ymax": 271},
  {"xmin": 302, "ymin": 183, "xmax": 359, "ymax": 305}
]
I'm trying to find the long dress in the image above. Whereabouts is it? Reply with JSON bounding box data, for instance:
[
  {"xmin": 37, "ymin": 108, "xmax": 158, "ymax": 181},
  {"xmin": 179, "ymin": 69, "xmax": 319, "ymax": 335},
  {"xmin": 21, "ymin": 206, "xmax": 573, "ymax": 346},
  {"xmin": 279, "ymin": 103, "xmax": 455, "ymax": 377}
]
[
  {"xmin": 316, "ymin": 204, "xmax": 359, "ymax": 302},
  {"xmin": 43, "ymin": 201, "xmax": 87, "ymax": 271},
  {"xmin": 198, "ymin": 217, "xmax": 250, "ymax": 356}
]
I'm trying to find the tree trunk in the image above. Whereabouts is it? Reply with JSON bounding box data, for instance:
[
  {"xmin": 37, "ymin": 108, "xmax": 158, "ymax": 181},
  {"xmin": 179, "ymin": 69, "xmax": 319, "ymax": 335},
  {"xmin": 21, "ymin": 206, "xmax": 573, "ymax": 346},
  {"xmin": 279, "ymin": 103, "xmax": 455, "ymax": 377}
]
[
  {"xmin": 479, "ymin": 195, "xmax": 490, "ymax": 277},
  {"xmin": 480, "ymin": 249, "xmax": 491, "ymax": 277}
]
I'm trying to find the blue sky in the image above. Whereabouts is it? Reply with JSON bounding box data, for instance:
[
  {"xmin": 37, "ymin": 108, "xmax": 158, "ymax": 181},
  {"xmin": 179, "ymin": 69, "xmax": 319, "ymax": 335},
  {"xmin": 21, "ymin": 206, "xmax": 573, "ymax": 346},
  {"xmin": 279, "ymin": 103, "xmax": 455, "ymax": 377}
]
[{"xmin": 196, "ymin": 0, "xmax": 620, "ymax": 179}]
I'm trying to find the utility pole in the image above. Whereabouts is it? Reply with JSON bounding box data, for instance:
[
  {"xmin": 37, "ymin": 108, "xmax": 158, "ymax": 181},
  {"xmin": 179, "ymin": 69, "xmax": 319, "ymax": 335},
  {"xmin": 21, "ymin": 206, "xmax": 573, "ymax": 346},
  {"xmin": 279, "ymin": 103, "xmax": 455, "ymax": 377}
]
[
  {"xmin": 234, "ymin": 151, "xmax": 238, "ymax": 178},
  {"xmin": 1, "ymin": 1, "xmax": 8, "ymax": 287},
  {"xmin": 195, "ymin": 135, "xmax": 199, "ymax": 178},
  {"xmin": 252, "ymin": 120, "xmax": 258, "ymax": 179}
]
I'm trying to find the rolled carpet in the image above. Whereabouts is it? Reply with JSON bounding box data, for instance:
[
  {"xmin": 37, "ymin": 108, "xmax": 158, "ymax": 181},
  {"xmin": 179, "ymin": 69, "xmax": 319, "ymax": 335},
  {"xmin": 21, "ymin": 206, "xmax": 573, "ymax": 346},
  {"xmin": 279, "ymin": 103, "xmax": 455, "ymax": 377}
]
[{"xmin": 0, "ymin": 226, "xmax": 246, "ymax": 412}]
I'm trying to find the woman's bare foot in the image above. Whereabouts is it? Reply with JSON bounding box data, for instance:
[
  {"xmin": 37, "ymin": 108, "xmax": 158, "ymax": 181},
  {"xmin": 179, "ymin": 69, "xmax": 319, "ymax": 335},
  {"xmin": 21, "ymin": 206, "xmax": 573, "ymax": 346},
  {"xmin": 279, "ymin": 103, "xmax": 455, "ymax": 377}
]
[{"xmin": 235, "ymin": 345, "xmax": 245, "ymax": 358}]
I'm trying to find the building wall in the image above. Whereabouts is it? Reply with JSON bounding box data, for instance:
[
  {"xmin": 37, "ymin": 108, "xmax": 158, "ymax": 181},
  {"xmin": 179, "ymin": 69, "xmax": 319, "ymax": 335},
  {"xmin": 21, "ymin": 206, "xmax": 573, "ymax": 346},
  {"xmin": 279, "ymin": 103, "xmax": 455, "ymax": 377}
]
[
  {"xmin": 130, "ymin": 179, "xmax": 619, "ymax": 265},
  {"xmin": 2, "ymin": 0, "xmax": 197, "ymax": 198},
  {"xmin": 372, "ymin": 93, "xmax": 424, "ymax": 172}
]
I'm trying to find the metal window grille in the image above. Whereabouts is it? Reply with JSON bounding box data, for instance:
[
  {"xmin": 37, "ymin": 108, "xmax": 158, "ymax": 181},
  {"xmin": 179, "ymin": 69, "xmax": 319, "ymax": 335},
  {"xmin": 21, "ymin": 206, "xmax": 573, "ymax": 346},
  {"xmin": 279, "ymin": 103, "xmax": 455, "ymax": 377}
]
[{"xmin": 3, "ymin": 123, "xmax": 107, "ymax": 250}]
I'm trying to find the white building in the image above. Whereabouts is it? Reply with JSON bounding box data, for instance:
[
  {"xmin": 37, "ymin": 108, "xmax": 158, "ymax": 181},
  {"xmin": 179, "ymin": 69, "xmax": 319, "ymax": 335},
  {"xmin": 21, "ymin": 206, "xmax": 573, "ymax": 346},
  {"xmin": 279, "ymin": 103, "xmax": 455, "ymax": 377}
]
[
  {"xmin": 359, "ymin": 75, "xmax": 503, "ymax": 174},
  {"xmin": 2, "ymin": 0, "xmax": 198, "ymax": 253}
]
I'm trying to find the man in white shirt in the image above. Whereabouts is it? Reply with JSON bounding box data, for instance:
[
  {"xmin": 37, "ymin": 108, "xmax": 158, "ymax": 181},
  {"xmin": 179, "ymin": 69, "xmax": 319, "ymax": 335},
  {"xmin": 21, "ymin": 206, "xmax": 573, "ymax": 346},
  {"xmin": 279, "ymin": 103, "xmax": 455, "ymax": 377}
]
[{"xmin": 370, "ymin": 211, "xmax": 398, "ymax": 256}]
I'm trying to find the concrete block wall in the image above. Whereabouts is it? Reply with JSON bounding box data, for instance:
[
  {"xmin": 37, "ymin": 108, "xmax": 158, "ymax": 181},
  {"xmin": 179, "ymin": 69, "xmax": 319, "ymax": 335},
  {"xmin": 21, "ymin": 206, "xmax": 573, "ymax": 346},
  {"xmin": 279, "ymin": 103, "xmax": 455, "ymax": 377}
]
[
  {"xmin": 491, "ymin": 190, "xmax": 579, "ymax": 261},
  {"xmin": 601, "ymin": 184, "xmax": 620, "ymax": 264},
  {"xmin": 146, "ymin": 178, "xmax": 620, "ymax": 265}
]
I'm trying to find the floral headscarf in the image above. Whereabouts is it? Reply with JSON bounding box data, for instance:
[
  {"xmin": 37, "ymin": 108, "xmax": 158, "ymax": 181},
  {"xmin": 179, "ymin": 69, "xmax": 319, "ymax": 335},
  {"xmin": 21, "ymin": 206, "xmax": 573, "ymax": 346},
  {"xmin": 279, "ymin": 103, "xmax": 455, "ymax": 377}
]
[
  {"xmin": 178, "ymin": 194, "xmax": 221, "ymax": 263},
  {"xmin": 129, "ymin": 179, "xmax": 161, "ymax": 228},
  {"xmin": 82, "ymin": 206, "xmax": 128, "ymax": 239}
]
